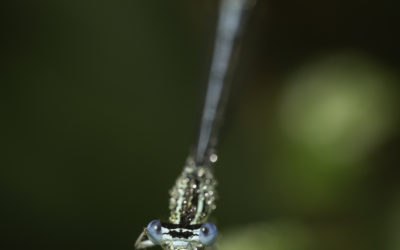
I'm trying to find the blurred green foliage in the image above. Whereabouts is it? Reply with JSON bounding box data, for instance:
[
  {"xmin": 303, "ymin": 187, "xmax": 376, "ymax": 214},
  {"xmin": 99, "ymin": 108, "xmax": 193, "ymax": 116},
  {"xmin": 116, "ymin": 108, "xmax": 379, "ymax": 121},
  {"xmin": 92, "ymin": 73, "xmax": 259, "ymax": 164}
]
[
  {"xmin": 219, "ymin": 222, "xmax": 315, "ymax": 250},
  {"xmin": 1, "ymin": 1, "xmax": 400, "ymax": 250}
]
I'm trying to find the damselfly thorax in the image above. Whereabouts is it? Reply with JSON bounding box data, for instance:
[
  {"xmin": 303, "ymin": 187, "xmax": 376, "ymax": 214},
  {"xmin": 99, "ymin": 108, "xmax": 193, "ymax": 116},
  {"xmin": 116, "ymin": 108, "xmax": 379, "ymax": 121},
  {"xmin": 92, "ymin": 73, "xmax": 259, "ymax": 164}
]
[
  {"xmin": 135, "ymin": 158, "xmax": 218, "ymax": 250},
  {"xmin": 169, "ymin": 158, "xmax": 217, "ymax": 226}
]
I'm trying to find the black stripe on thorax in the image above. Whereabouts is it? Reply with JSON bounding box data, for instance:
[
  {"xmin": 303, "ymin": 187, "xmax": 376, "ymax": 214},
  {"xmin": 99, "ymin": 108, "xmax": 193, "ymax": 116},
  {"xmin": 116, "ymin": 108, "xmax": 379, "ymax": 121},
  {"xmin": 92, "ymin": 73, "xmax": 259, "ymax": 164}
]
[
  {"xmin": 180, "ymin": 174, "xmax": 202, "ymax": 225},
  {"xmin": 165, "ymin": 230, "xmax": 197, "ymax": 239},
  {"xmin": 161, "ymin": 222, "xmax": 202, "ymax": 230}
]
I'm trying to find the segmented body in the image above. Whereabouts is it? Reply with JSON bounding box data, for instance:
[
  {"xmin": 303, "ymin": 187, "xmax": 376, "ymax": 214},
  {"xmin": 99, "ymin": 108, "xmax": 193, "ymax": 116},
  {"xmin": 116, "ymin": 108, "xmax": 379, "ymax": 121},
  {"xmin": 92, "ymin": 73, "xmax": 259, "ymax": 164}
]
[{"xmin": 134, "ymin": 0, "xmax": 254, "ymax": 249}]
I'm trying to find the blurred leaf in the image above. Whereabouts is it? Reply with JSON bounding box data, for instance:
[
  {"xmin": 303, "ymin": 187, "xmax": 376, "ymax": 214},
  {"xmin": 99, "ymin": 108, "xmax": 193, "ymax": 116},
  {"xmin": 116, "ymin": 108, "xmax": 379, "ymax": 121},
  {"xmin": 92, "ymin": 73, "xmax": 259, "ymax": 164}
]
[
  {"xmin": 219, "ymin": 222, "xmax": 315, "ymax": 250},
  {"xmin": 280, "ymin": 53, "xmax": 398, "ymax": 165}
]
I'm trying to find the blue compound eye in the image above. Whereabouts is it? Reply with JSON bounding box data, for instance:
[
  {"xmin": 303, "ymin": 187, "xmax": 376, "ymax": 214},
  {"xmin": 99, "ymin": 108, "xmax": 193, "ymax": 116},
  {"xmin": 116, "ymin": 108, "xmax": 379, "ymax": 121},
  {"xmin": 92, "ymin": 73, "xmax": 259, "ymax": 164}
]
[
  {"xmin": 199, "ymin": 222, "xmax": 218, "ymax": 246},
  {"xmin": 146, "ymin": 220, "xmax": 162, "ymax": 244}
]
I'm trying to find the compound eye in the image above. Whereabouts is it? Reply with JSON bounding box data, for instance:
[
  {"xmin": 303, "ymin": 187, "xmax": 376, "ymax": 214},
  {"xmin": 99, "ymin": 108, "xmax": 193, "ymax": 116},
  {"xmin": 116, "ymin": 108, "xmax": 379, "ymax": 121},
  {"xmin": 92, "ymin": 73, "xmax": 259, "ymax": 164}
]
[
  {"xmin": 199, "ymin": 222, "xmax": 218, "ymax": 246},
  {"xmin": 146, "ymin": 220, "xmax": 163, "ymax": 244}
]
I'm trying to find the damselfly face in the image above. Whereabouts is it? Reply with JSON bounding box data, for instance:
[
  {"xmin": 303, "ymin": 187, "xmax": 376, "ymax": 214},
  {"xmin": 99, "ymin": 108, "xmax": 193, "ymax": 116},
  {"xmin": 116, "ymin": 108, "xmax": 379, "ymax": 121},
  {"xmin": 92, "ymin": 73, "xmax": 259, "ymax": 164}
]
[{"xmin": 135, "ymin": 220, "xmax": 217, "ymax": 250}]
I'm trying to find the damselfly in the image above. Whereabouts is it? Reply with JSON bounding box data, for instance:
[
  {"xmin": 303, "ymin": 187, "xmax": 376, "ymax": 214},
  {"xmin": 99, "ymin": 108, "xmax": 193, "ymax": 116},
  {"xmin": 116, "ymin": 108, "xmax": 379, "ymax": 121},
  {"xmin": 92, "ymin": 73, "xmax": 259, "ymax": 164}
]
[{"xmin": 135, "ymin": 1, "xmax": 255, "ymax": 249}]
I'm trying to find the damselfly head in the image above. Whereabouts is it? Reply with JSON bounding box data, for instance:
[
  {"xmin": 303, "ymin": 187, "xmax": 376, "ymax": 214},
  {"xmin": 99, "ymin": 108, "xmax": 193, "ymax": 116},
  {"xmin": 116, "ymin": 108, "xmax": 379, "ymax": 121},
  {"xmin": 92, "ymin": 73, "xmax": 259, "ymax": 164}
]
[{"xmin": 135, "ymin": 220, "xmax": 218, "ymax": 250}]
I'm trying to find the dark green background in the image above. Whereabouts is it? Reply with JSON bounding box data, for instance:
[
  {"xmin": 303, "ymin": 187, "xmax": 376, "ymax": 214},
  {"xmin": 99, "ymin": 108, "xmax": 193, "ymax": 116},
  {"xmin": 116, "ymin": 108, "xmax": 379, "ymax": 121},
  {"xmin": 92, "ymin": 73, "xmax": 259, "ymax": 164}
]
[{"xmin": 1, "ymin": 1, "xmax": 400, "ymax": 250}]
